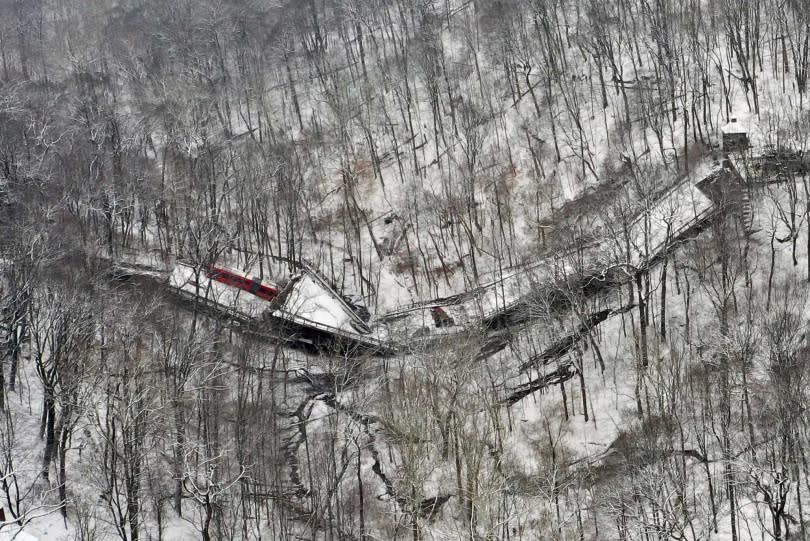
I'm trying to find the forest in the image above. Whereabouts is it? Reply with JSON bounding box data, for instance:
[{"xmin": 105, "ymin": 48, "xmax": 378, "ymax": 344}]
[{"xmin": 2, "ymin": 0, "xmax": 810, "ymax": 539}]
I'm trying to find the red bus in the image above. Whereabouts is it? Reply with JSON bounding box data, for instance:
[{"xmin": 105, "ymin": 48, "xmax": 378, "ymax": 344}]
[{"xmin": 206, "ymin": 266, "xmax": 279, "ymax": 301}]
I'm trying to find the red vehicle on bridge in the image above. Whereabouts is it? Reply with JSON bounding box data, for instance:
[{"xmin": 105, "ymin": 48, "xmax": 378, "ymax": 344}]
[{"xmin": 205, "ymin": 265, "xmax": 279, "ymax": 301}]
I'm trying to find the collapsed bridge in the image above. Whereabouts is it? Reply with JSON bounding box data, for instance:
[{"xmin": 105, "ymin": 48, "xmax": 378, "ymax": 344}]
[
  {"xmin": 111, "ymin": 160, "xmax": 748, "ymax": 357},
  {"xmin": 382, "ymin": 161, "xmax": 748, "ymax": 344}
]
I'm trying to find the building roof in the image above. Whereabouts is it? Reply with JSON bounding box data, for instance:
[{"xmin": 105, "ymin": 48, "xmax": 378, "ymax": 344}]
[{"xmin": 721, "ymin": 118, "xmax": 747, "ymax": 134}]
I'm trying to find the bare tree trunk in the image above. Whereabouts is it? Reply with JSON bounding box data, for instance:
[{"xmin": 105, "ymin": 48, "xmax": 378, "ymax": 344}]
[{"xmin": 660, "ymin": 256, "xmax": 667, "ymax": 340}]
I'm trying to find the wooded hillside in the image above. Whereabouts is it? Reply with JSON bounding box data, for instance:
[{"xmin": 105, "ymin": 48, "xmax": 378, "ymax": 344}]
[{"xmin": 2, "ymin": 0, "xmax": 810, "ymax": 539}]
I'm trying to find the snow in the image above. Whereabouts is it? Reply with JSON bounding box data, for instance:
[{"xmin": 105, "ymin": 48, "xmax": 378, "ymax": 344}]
[
  {"xmin": 625, "ymin": 180, "xmax": 716, "ymax": 268},
  {"xmin": 282, "ymin": 274, "xmax": 354, "ymax": 331},
  {"xmin": 0, "ymin": 529, "xmax": 40, "ymax": 540},
  {"xmin": 168, "ymin": 264, "xmax": 271, "ymax": 319},
  {"xmin": 12, "ymin": 2, "xmax": 810, "ymax": 539},
  {"xmin": 383, "ymin": 304, "xmax": 475, "ymax": 343},
  {"xmin": 373, "ymin": 265, "xmax": 415, "ymax": 312},
  {"xmin": 476, "ymin": 270, "xmax": 532, "ymax": 318},
  {"xmin": 721, "ymin": 119, "xmax": 748, "ymax": 134}
]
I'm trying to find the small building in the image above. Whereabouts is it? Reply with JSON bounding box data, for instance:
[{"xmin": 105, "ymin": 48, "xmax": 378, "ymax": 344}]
[{"xmin": 722, "ymin": 118, "xmax": 749, "ymax": 152}]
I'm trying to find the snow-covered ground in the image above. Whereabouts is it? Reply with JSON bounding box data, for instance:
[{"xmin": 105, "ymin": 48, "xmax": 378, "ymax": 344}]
[{"xmin": 8, "ymin": 0, "xmax": 810, "ymax": 539}]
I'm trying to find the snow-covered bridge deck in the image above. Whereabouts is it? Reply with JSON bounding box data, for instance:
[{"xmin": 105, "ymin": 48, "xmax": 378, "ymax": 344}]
[
  {"xmin": 382, "ymin": 164, "xmax": 733, "ymax": 341},
  {"xmin": 167, "ymin": 263, "xmax": 391, "ymax": 354}
]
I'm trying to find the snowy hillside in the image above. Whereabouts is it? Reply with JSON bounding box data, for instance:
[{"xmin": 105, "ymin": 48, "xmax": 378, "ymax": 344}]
[{"xmin": 3, "ymin": 0, "xmax": 810, "ymax": 540}]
